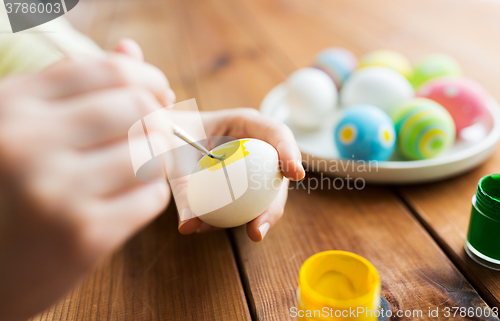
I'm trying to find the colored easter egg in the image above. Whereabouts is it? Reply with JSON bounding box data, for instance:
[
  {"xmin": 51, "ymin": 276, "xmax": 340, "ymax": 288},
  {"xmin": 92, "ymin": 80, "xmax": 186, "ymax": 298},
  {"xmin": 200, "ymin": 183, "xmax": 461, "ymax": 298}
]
[
  {"xmin": 188, "ymin": 139, "xmax": 283, "ymax": 228},
  {"xmin": 392, "ymin": 98, "xmax": 456, "ymax": 160},
  {"xmin": 417, "ymin": 78, "xmax": 490, "ymax": 133},
  {"xmin": 340, "ymin": 66, "xmax": 414, "ymax": 115},
  {"xmin": 285, "ymin": 68, "xmax": 338, "ymax": 129},
  {"xmin": 334, "ymin": 104, "xmax": 396, "ymax": 161},
  {"xmin": 312, "ymin": 48, "xmax": 359, "ymax": 89},
  {"xmin": 360, "ymin": 49, "xmax": 413, "ymax": 79},
  {"xmin": 411, "ymin": 54, "xmax": 462, "ymax": 89}
]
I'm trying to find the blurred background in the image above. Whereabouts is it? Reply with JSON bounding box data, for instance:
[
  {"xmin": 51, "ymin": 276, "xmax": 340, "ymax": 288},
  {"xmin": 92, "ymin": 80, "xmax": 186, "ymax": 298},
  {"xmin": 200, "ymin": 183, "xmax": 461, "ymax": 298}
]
[{"xmin": 66, "ymin": 0, "xmax": 500, "ymax": 112}]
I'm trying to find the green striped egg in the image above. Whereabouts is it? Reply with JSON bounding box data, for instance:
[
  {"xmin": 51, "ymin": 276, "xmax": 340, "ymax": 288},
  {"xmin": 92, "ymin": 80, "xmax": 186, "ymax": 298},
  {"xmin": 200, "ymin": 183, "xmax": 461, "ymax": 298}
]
[{"xmin": 392, "ymin": 98, "xmax": 455, "ymax": 160}]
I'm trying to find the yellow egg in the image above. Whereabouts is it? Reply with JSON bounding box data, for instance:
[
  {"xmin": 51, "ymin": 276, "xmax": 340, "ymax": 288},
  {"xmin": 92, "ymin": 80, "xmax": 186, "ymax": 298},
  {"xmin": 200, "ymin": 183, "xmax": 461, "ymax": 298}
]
[
  {"xmin": 360, "ymin": 50, "xmax": 413, "ymax": 80},
  {"xmin": 187, "ymin": 138, "xmax": 283, "ymax": 228}
]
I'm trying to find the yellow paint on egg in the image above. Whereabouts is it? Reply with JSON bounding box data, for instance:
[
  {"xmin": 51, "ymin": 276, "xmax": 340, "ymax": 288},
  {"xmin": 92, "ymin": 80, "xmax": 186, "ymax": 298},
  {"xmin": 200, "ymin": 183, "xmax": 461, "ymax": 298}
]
[
  {"xmin": 421, "ymin": 129, "xmax": 446, "ymax": 158},
  {"xmin": 342, "ymin": 128, "xmax": 354, "ymax": 141},
  {"xmin": 198, "ymin": 139, "xmax": 250, "ymax": 171},
  {"xmin": 187, "ymin": 138, "xmax": 283, "ymax": 228},
  {"xmin": 339, "ymin": 124, "xmax": 357, "ymax": 145},
  {"xmin": 383, "ymin": 130, "xmax": 391, "ymax": 141}
]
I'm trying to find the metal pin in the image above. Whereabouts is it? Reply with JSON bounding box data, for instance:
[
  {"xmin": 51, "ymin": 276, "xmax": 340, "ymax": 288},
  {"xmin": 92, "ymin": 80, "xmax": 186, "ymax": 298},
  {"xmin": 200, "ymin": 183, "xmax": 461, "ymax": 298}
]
[{"xmin": 172, "ymin": 125, "xmax": 225, "ymax": 160}]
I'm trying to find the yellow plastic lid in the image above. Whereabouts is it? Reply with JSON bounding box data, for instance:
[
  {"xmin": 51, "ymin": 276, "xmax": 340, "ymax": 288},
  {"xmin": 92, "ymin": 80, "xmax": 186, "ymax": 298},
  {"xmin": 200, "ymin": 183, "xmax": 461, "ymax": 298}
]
[{"xmin": 298, "ymin": 251, "xmax": 381, "ymax": 316}]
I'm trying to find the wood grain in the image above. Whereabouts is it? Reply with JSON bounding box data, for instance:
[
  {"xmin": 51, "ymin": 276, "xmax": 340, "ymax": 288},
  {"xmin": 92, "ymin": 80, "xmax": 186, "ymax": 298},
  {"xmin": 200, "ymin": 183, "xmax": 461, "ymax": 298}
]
[
  {"xmin": 219, "ymin": 0, "xmax": 500, "ymax": 319},
  {"xmin": 29, "ymin": 0, "xmax": 500, "ymax": 320},
  {"xmin": 30, "ymin": 0, "xmax": 251, "ymax": 320},
  {"xmin": 397, "ymin": 156, "xmax": 500, "ymax": 310},
  {"xmin": 31, "ymin": 203, "xmax": 251, "ymax": 321},
  {"xmin": 351, "ymin": 0, "xmax": 500, "ymax": 310},
  {"xmin": 232, "ymin": 178, "xmax": 496, "ymax": 320}
]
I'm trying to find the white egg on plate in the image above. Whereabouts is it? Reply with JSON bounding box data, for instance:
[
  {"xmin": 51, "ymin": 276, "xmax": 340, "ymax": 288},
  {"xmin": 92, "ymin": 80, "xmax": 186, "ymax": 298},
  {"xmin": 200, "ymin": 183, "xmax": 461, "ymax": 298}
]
[
  {"xmin": 340, "ymin": 66, "xmax": 414, "ymax": 115},
  {"xmin": 285, "ymin": 68, "xmax": 338, "ymax": 130},
  {"xmin": 187, "ymin": 138, "xmax": 283, "ymax": 228}
]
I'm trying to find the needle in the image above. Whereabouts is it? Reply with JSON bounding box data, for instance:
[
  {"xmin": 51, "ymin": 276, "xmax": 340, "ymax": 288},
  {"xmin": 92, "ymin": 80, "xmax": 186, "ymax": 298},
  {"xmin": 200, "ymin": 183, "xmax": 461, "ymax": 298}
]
[{"xmin": 172, "ymin": 125, "xmax": 225, "ymax": 160}]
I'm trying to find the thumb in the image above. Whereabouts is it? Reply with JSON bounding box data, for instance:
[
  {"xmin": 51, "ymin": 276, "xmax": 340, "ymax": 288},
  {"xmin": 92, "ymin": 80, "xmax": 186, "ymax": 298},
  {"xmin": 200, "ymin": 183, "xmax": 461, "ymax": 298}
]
[{"xmin": 113, "ymin": 38, "xmax": 144, "ymax": 61}]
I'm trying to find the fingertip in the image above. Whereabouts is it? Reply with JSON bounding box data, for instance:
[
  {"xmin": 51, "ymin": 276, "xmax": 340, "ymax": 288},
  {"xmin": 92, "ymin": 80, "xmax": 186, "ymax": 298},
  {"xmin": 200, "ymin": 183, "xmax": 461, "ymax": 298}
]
[
  {"xmin": 166, "ymin": 88, "xmax": 176, "ymax": 107},
  {"xmin": 114, "ymin": 38, "xmax": 144, "ymax": 61},
  {"xmin": 178, "ymin": 217, "xmax": 202, "ymax": 235},
  {"xmin": 246, "ymin": 222, "xmax": 263, "ymax": 242},
  {"xmin": 282, "ymin": 159, "xmax": 306, "ymax": 181},
  {"xmin": 247, "ymin": 215, "xmax": 272, "ymax": 242}
]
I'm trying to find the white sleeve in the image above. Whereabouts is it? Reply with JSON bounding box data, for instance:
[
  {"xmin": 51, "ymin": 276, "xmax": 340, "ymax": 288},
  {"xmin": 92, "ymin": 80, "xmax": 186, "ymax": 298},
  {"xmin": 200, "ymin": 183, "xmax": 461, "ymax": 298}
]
[{"xmin": 0, "ymin": 0, "xmax": 104, "ymax": 76}]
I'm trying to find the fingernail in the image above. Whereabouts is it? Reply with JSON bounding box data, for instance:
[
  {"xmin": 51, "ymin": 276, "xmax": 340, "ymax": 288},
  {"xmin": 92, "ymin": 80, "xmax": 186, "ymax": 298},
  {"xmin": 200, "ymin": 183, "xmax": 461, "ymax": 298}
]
[
  {"xmin": 258, "ymin": 222, "xmax": 270, "ymax": 240},
  {"xmin": 296, "ymin": 160, "xmax": 306, "ymax": 178}
]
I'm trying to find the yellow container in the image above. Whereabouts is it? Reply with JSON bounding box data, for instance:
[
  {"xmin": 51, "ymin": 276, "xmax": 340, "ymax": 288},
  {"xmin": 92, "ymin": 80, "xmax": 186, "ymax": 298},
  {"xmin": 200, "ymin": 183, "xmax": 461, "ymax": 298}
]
[{"xmin": 297, "ymin": 251, "xmax": 381, "ymax": 320}]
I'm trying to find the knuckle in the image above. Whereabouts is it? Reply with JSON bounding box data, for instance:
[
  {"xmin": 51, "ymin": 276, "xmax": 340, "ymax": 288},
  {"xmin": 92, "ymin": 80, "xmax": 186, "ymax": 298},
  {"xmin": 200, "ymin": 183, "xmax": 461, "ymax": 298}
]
[
  {"xmin": 277, "ymin": 121, "xmax": 292, "ymax": 133},
  {"xmin": 102, "ymin": 57, "xmax": 129, "ymax": 85},
  {"xmin": 269, "ymin": 122, "xmax": 290, "ymax": 137},
  {"xmin": 74, "ymin": 103, "xmax": 111, "ymax": 129},
  {"xmin": 129, "ymin": 87, "xmax": 159, "ymax": 116},
  {"xmin": 276, "ymin": 123, "xmax": 295, "ymax": 140},
  {"xmin": 151, "ymin": 65, "xmax": 169, "ymax": 86},
  {"xmin": 231, "ymin": 108, "xmax": 261, "ymax": 128}
]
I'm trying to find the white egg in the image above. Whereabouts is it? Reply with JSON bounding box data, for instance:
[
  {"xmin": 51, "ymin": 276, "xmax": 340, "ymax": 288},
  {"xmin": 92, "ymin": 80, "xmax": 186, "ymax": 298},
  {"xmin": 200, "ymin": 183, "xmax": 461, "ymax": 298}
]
[
  {"xmin": 187, "ymin": 138, "xmax": 283, "ymax": 228},
  {"xmin": 285, "ymin": 68, "xmax": 338, "ymax": 129},
  {"xmin": 340, "ymin": 66, "xmax": 414, "ymax": 115}
]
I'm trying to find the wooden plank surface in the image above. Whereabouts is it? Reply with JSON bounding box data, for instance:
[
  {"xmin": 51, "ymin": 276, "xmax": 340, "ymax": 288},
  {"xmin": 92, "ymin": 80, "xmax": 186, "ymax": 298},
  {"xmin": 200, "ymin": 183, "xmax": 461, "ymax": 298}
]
[
  {"xmin": 31, "ymin": 203, "xmax": 251, "ymax": 321},
  {"xmin": 232, "ymin": 184, "xmax": 494, "ymax": 320},
  {"xmin": 350, "ymin": 0, "xmax": 500, "ymax": 311},
  {"xmin": 29, "ymin": 0, "xmax": 500, "ymax": 320},
  {"xmin": 168, "ymin": 0, "xmax": 498, "ymax": 319},
  {"xmin": 31, "ymin": 0, "xmax": 251, "ymax": 320},
  {"xmin": 219, "ymin": 0, "xmax": 500, "ymax": 319},
  {"xmin": 397, "ymin": 154, "xmax": 500, "ymax": 310}
]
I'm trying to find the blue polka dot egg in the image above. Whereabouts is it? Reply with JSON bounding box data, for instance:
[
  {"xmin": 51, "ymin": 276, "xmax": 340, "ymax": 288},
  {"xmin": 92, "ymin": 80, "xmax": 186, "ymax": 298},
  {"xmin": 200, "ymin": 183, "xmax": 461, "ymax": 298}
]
[{"xmin": 334, "ymin": 105, "xmax": 396, "ymax": 161}]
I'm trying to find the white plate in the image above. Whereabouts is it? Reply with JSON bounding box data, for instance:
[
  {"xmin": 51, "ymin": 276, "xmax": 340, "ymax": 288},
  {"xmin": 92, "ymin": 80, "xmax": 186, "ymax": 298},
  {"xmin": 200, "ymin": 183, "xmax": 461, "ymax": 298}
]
[{"xmin": 260, "ymin": 83, "xmax": 500, "ymax": 184}]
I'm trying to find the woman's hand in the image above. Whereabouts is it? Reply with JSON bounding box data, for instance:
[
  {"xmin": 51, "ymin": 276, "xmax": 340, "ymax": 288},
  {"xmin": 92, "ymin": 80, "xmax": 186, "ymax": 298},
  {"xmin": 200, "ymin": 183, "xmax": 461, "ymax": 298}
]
[
  {"xmin": 172, "ymin": 108, "xmax": 305, "ymax": 242},
  {"xmin": 0, "ymin": 41, "xmax": 173, "ymax": 321}
]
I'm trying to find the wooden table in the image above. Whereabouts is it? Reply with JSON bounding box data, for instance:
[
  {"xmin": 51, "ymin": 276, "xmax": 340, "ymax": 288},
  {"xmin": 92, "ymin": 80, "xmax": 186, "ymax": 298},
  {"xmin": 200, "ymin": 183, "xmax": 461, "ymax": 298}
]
[{"xmin": 32, "ymin": 0, "xmax": 500, "ymax": 320}]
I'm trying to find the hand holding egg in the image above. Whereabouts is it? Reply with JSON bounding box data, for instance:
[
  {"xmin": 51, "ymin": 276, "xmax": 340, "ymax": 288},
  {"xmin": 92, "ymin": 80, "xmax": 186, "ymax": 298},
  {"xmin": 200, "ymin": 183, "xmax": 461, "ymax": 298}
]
[
  {"xmin": 187, "ymin": 139, "xmax": 283, "ymax": 228},
  {"xmin": 172, "ymin": 108, "xmax": 306, "ymax": 242}
]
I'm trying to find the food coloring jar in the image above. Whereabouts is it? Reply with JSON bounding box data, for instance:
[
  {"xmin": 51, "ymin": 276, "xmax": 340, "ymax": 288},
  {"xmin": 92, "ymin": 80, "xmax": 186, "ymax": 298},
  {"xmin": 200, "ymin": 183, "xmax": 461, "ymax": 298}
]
[
  {"xmin": 466, "ymin": 174, "xmax": 500, "ymax": 270},
  {"xmin": 297, "ymin": 251, "xmax": 381, "ymax": 320}
]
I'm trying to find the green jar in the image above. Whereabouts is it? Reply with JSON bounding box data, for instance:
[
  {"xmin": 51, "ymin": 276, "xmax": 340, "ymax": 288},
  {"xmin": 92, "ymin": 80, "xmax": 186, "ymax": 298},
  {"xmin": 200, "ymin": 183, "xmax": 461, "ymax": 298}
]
[{"xmin": 466, "ymin": 174, "xmax": 500, "ymax": 270}]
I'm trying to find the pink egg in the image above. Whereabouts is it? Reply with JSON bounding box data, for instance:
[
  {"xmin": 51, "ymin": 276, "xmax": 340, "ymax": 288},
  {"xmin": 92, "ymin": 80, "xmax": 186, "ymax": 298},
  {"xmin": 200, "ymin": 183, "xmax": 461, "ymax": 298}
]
[{"xmin": 417, "ymin": 78, "xmax": 490, "ymax": 133}]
